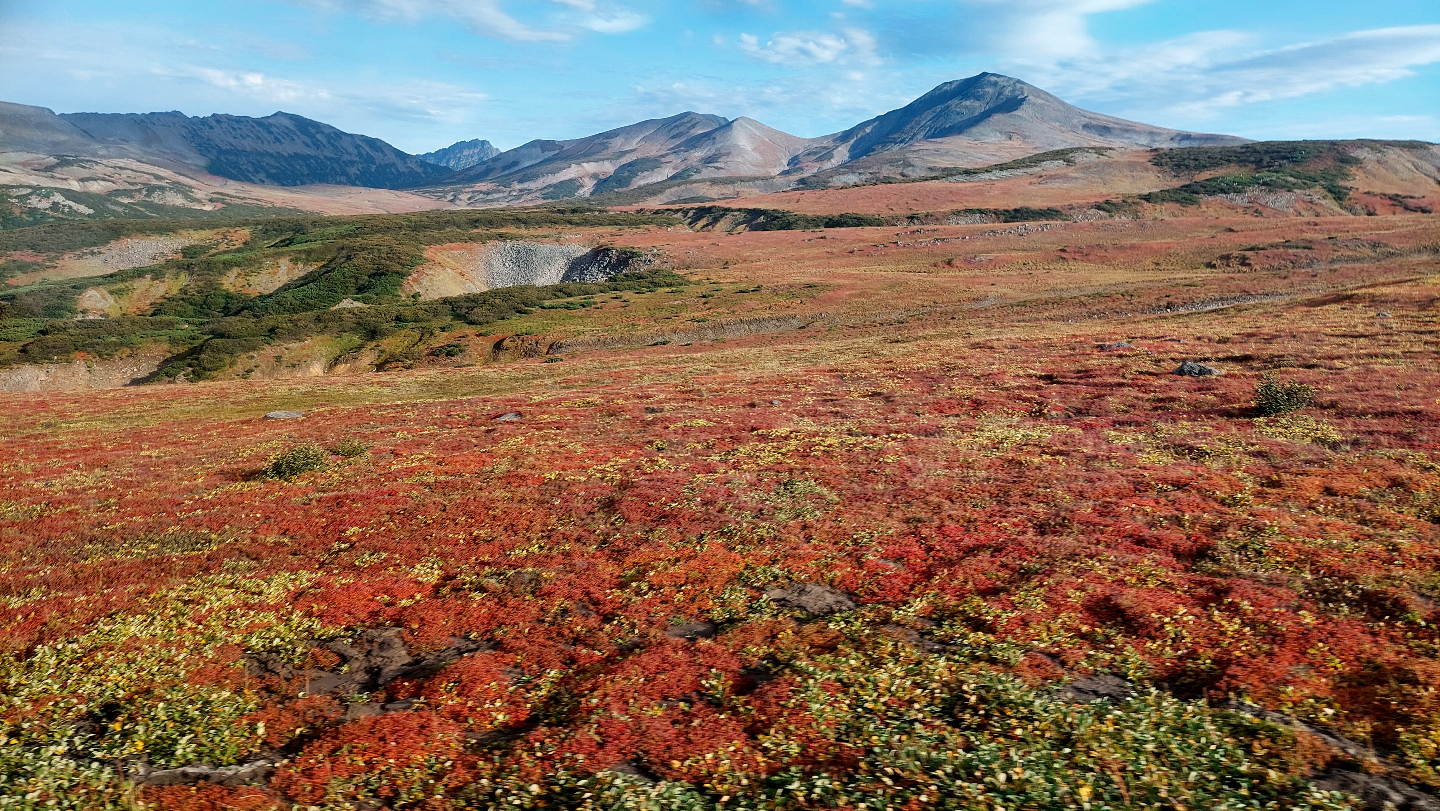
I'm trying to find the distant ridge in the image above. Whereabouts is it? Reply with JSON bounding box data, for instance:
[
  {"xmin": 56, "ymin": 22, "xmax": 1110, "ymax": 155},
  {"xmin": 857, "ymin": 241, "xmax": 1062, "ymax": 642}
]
[
  {"xmin": 420, "ymin": 139, "xmax": 501, "ymax": 171},
  {"xmin": 1, "ymin": 73, "xmax": 1247, "ymax": 198},
  {"xmin": 429, "ymin": 73, "xmax": 1246, "ymax": 204},
  {"xmin": 57, "ymin": 110, "xmax": 451, "ymax": 188}
]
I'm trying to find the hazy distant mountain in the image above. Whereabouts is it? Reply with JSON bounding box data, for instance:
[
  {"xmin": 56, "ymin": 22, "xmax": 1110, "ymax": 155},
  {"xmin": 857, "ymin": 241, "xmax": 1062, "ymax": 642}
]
[
  {"xmin": 1, "ymin": 73, "xmax": 1249, "ymax": 201},
  {"xmin": 426, "ymin": 73, "xmax": 1246, "ymax": 204},
  {"xmin": 56, "ymin": 110, "xmax": 451, "ymax": 188},
  {"xmin": 0, "ymin": 104, "xmax": 449, "ymax": 189},
  {"xmin": 0, "ymin": 102, "xmax": 118, "ymax": 156},
  {"xmin": 452, "ymin": 112, "xmax": 728, "ymax": 183},
  {"xmin": 419, "ymin": 139, "xmax": 501, "ymax": 171}
]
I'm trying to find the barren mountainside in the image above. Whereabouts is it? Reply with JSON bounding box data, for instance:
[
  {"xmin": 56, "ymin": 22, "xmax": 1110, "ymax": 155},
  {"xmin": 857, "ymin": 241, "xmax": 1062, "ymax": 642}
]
[
  {"xmin": 58, "ymin": 110, "xmax": 452, "ymax": 188},
  {"xmin": 424, "ymin": 73, "xmax": 1251, "ymax": 205}
]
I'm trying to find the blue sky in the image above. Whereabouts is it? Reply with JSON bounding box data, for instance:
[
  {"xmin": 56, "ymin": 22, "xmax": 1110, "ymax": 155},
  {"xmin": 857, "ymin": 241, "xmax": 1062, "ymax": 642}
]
[{"xmin": 1, "ymin": 0, "xmax": 1437, "ymax": 154}]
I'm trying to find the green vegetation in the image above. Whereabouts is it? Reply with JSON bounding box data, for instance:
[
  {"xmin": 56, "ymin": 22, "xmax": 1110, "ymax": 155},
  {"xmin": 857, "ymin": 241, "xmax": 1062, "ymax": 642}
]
[
  {"xmin": 148, "ymin": 269, "xmax": 684, "ymax": 380},
  {"xmin": 263, "ymin": 444, "xmax": 329, "ymax": 480},
  {"xmin": 539, "ymin": 178, "xmax": 584, "ymax": 200},
  {"xmin": 0, "ymin": 208, "xmax": 685, "ymax": 377},
  {"xmin": 1143, "ymin": 140, "xmax": 1430, "ymax": 206},
  {"xmin": 1255, "ymin": 376, "xmax": 1316, "ymax": 416},
  {"xmin": 592, "ymin": 157, "xmax": 666, "ymax": 195},
  {"xmin": 0, "ymin": 185, "xmax": 305, "ymax": 231},
  {"xmin": 330, "ymin": 438, "xmax": 371, "ymax": 458},
  {"xmin": 10, "ymin": 316, "xmax": 198, "ymax": 365},
  {"xmin": 952, "ymin": 206, "xmax": 1068, "ymax": 223},
  {"xmin": 675, "ymin": 206, "xmax": 885, "ymax": 232}
]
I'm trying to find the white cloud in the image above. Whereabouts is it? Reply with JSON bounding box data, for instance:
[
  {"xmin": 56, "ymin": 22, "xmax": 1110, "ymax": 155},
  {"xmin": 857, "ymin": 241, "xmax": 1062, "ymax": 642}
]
[
  {"xmin": 290, "ymin": 0, "xmax": 648, "ymax": 42},
  {"xmin": 959, "ymin": 0, "xmax": 1154, "ymax": 61},
  {"xmin": 738, "ymin": 27, "xmax": 879, "ymax": 67},
  {"xmin": 1021, "ymin": 24, "xmax": 1440, "ymax": 124},
  {"xmin": 577, "ymin": 11, "xmax": 651, "ymax": 34}
]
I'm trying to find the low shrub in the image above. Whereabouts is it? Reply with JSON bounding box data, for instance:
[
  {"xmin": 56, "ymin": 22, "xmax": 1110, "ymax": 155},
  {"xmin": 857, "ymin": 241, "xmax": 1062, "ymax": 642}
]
[
  {"xmin": 1255, "ymin": 376, "xmax": 1316, "ymax": 416},
  {"xmin": 329, "ymin": 439, "xmax": 370, "ymax": 459},
  {"xmin": 263, "ymin": 444, "xmax": 328, "ymax": 480}
]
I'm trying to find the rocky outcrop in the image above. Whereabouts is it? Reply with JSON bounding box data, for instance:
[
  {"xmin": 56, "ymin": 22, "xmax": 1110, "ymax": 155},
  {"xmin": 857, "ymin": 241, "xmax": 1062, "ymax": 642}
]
[
  {"xmin": 419, "ymin": 139, "xmax": 501, "ymax": 171},
  {"xmin": 404, "ymin": 242, "xmax": 659, "ymax": 299},
  {"xmin": 0, "ymin": 346, "xmax": 169, "ymax": 393}
]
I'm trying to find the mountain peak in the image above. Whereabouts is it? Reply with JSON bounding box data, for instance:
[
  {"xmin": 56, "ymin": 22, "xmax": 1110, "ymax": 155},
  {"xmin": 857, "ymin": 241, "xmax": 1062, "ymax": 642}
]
[{"xmin": 420, "ymin": 138, "xmax": 501, "ymax": 171}]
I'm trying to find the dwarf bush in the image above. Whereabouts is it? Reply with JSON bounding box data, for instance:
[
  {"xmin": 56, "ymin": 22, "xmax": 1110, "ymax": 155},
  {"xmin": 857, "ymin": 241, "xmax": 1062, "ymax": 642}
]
[
  {"xmin": 264, "ymin": 444, "xmax": 328, "ymax": 480},
  {"xmin": 1255, "ymin": 376, "xmax": 1315, "ymax": 416}
]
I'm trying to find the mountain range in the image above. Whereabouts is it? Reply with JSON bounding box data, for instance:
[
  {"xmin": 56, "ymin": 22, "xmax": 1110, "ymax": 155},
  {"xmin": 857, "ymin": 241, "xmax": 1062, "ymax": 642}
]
[{"xmin": 1, "ymin": 73, "xmax": 1246, "ymax": 206}]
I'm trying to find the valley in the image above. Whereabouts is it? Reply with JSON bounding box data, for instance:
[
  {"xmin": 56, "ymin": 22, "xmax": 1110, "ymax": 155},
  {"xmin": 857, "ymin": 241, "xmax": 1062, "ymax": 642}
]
[{"xmin": 1, "ymin": 68, "xmax": 1439, "ymax": 810}]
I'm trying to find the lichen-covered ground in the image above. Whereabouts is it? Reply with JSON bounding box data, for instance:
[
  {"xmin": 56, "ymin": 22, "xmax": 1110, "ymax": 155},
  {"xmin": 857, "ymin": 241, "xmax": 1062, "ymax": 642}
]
[{"xmin": 2, "ymin": 212, "xmax": 1439, "ymax": 809}]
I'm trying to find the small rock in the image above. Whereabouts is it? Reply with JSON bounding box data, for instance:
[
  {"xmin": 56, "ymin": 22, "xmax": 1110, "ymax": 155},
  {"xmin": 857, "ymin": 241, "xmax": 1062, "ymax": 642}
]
[
  {"xmin": 604, "ymin": 760, "xmax": 657, "ymax": 784},
  {"xmin": 1096, "ymin": 342, "xmax": 1133, "ymax": 351},
  {"xmin": 1377, "ymin": 312, "xmax": 1393, "ymax": 319},
  {"xmin": 494, "ymin": 411, "xmax": 523, "ymax": 422},
  {"xmin": 1313, "ymin": 769, "xmax": 1440, "ymax": 811},
  {"xmin": 665, "ymin": 621, "xmax": 718, "ymax": 640},
  {"xmin": 765, "ymin": 583, "xmax": 856, "ymax": 617},
  {"xmin": 263, "ymin": 410, "xmax": 305, "ymax": 420},
  {"xmin": 1174, "ymin": 361, "xmax": 1221, "ymax": 377},
  {"xmin": 1063, "ymin": 674, "xmax": 1136, "ymax": 704},
  {"xmin": 771, "ymin": 399, "xmax": 782, "ymax": 405}
]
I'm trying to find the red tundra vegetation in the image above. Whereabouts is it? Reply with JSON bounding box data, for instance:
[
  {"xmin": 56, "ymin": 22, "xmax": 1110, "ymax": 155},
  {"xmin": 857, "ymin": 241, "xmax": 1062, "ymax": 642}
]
[{"xmin": 1, "ymin": 208, "xmax": 1438, "ymax": 809}]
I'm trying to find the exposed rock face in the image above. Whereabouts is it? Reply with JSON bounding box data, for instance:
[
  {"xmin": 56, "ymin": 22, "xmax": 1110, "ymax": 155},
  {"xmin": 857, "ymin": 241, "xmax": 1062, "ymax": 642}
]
[
  {"xmin": 55, "ymin": 110, "xmax": 450, "ymax": 188},
  {"xmin": 403, "ymin": 242, "xmax": 656, "ymax": 299},
  {"xmin": 0, "ymin": 346, "xmax": 169, "ymax": 393},
  {"xmin": 419, "ymin": 138, "xmax": 501, "ymax": 171}
]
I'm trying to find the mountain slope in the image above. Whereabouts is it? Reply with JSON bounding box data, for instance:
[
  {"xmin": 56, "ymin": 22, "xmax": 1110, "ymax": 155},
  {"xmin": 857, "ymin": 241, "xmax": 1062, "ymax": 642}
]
[
  {"xmin": 451, "ymin": 112, "xmax": 732, "ymax": 187},
  {"xmin": 4, "ymin": 73, "xmax": 1255, "ymax": 206},
  {"xmin": 790, "ymin": 73, "xmax": 1246, "ymax": 184},
  {"xmin": 422, "ymin": 73, "xmax": 1248, "ymax": 205},
  {"xmin": 59, "ymin": 111, "xmax": 452, "ymax": 188},
  {"xmin": 0, "ymin": 102, "xmax": 116, "ymax": 156},
  {"xmin": 420, "ymin": 139, "xmax": 501, "ymax": 171}
]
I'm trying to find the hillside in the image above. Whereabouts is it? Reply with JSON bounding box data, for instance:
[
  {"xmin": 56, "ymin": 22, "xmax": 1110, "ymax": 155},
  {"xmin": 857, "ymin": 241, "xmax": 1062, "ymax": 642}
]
[
  {"xmin": 1, "ymin": 192, "xmax": 1439, "ymax": 809},
  {"xmin": 417, "ymin": 73, "xmax": 1249, "ymax": 206},
  {"xmin": 3, "ymin": 74, "xmax": 1255, "ymax": 211},
  {"xmin": 57, "ymin": 110, "xmax": 452, "ymax": 188},
  {"xmin": 788, "ymin": 73, "xmax": 1245, "ymax": 187}
]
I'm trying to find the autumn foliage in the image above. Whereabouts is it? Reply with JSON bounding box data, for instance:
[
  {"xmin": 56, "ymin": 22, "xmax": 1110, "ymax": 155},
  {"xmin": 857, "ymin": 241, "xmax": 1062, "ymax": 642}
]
[{"xmin": 1, "ymin": 210, "xmax": 1439, "ymax": 808}]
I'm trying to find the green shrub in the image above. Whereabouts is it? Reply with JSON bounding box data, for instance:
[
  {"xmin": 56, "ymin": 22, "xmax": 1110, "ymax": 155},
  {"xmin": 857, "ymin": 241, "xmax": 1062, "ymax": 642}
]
[
  {"xmin": 263, "ymin": 444, "xmax": 328, "ymax": 480},
  {"xmin": 329, "ymin": 439, "xmax": 370, "ymax": 459},
  {"xmin": 1255, "ymin": 376, "xmax": 1315, "ymax": 416}
]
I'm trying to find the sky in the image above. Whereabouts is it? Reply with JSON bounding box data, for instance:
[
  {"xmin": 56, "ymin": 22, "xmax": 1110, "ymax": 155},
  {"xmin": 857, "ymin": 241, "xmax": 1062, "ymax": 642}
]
[{"xmin": 1, "ymin": 0, "xmax": 1437, "ymax": 155}]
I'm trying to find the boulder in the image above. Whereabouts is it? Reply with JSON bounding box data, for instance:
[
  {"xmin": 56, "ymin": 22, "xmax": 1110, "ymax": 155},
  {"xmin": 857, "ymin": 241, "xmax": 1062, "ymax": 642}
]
[
  {"xmin": 765, "ymin": 583, "xmax": 856, "ymax": 617},
  {"xmin": 1063, "ymin": 674, "xmax": 1136, "ymax": 703},
  {"xmin": 1174, "ymin": 361, "xmax": 1221, "ymax": 377},
  {"xmin": 263, "ymin": 410, "xmax": 305, "ymax": 419}
]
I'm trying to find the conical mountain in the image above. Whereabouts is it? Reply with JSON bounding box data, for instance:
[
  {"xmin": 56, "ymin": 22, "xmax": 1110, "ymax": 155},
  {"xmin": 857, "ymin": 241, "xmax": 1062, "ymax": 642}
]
[{"xmin": 793, "ymin": 73, "xmax": 1245, "ymax": 174}]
